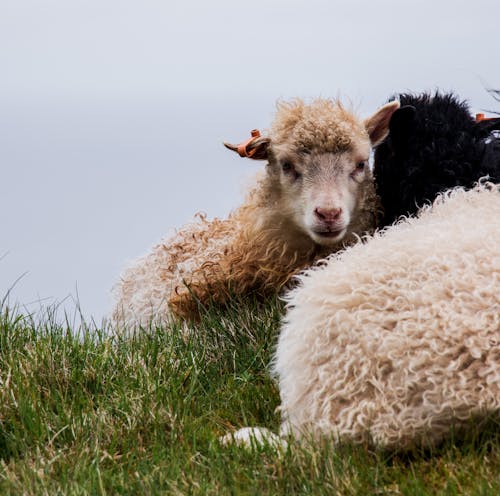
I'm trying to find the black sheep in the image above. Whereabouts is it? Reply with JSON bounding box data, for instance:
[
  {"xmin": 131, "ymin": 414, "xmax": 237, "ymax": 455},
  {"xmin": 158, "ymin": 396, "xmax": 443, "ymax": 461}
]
[{"xmin": 374, "ymin": 92, "xmax": 500, "ymax": 227}]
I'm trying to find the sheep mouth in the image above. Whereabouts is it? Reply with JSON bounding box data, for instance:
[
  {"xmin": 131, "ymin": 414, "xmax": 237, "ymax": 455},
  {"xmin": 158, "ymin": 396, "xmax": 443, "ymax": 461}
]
[{"xmin": 312, "ymin": 228, "xmax": 346, "ymax": 239}]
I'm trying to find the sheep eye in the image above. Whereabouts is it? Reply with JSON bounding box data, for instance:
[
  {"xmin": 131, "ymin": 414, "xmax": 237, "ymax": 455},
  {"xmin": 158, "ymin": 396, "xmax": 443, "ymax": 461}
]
[
  {"xmin": 281, "ymin": 162, "xmax": 302, "ymax": 181},
  {"xmin": 350, "ymin": 161, "xmax": 367, "ymax": 181}
]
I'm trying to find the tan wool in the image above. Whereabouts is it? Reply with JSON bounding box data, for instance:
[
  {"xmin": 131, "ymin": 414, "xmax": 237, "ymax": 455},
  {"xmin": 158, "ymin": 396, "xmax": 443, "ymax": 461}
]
[{"xmin": 112, "ymin": 98, "xmax": 399, "ymax": 327}]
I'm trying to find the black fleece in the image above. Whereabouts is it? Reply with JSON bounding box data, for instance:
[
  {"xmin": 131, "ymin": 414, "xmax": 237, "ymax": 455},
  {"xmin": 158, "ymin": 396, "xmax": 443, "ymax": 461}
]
[{"xmin": 374, "ymin": 92, "xmax": 500, "ymax": 227}]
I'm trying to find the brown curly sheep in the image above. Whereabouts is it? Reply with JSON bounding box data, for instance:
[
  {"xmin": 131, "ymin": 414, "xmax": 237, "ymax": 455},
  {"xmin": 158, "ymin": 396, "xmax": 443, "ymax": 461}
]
[{"xmin": 112, "ymin": 98, "xmax": 399, "ymax": 327}]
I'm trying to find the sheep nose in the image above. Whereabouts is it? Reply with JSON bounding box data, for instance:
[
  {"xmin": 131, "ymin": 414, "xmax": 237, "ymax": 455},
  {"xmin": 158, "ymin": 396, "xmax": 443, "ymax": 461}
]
[{"xmin": 314, "ymin": 207, "xmax": 342, "ymax": 223}]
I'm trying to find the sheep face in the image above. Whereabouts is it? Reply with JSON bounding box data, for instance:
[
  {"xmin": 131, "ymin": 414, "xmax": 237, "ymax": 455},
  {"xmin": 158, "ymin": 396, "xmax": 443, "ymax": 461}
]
[
  {"xmin": 269, "ymin": 144, "xmax": 372, "ymax": 246},
  {"xmin": 225, "ymin": 98, "xmax": 399, "ymax": 247},
  {"xmin": 266, "ymin": 99, "xmax": 399, "ymax": 247}
]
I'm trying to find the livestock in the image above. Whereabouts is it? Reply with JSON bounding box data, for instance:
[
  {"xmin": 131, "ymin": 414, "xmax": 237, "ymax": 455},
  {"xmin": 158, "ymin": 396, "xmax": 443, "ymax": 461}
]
[
  {"xmin": 112, "ymin": 98, "xmax": 399, "ymax": 326},
  {"xmin": 374, "ymin": 92, "xmax": 500, "ymax": 226}
]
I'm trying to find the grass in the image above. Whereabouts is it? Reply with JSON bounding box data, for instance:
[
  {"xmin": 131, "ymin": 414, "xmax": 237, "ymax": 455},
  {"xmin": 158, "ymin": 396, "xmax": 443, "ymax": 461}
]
[{"xmin": 1, "ymin": 299, "xmax": 499, "ymax": 495}]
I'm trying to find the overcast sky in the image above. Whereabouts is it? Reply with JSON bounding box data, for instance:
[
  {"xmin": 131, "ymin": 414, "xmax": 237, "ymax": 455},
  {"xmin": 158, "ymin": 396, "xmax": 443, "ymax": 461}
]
[{"xmin": 1, "ymin": 0, "xmax": 499, "ymax": 324}]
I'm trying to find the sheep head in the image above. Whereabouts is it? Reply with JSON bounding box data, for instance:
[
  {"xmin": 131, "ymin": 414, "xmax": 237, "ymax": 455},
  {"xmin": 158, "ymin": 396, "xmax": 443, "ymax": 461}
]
[{"xmin": 225, "ymin": 98, "xmax": 399, "ymax": 246}]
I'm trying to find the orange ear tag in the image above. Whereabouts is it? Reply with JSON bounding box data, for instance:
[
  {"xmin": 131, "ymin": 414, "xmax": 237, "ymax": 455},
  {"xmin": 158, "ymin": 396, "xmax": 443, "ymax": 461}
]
[
  {"xmin": 237, "ymin": 129, "xmax": 261, "ymax": 158},
  {"xmin": 476, "ymin": 113, "xmax": 496, "ymax": 122}
]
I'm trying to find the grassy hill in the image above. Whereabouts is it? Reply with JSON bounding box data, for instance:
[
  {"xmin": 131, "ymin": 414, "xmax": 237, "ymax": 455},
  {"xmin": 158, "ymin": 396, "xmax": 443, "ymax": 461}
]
[{"xmin": 1, "ymin": 299, "xmax": 499, "ymax": 495}]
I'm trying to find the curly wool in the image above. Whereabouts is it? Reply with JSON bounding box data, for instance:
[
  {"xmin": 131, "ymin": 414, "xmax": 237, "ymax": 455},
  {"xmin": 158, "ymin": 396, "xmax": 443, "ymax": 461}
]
[
  {"xmin": 273, "ymin": 184, "xmax": 500, "ymax": 450},
  {"xmin": 271, "ymin": 99, "xmax": 365, "ymax": 154},
  {"xmin": 374, "ymin": 92, "xmax": 500, "ymax": 226},
  {"xmin": 113, "ymin": 175, "xmax": 379, "ymax": 325},
  {"xmin": 112, "ymin": 98, "xmax": 382, "ymax": 326}
]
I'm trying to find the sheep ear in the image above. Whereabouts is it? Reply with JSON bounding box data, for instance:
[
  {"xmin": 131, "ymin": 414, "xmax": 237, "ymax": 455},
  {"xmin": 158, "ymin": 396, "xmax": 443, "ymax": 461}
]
[
  {"xmin": 389, "ymin": 105, "xmax": 417, "ymax": 141},
  {"xmin": 365, "ymin": 100, "xmax": 400, "ymax": 146},
  {"xmin": 223, "ymin": 135, "xmax": 271, "ymax": 160}
]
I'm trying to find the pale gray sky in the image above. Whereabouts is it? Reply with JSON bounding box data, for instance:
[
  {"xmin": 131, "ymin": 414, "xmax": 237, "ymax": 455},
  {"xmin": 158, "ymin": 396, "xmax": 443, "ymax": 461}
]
[{"xmin": 1, "ymin": 0, "xmax": 499, "ymax": 322}]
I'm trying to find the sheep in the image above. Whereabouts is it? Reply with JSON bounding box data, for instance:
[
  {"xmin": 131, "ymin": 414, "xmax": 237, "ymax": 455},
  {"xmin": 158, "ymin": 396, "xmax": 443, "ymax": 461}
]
[
  {"xmin": 373, "ymin": 92, "xmax": 500, "ymax": 226},
  {"xmin": 111, "ymin": 98, "xmax": 400, "ymax": 327},
  {"xmin": 223, "ymin": 183, "xmax": 500, "ymax": 451},
  {"xmin": 252, "ymin": 183, "xmax": 499, "ymax": 451}
]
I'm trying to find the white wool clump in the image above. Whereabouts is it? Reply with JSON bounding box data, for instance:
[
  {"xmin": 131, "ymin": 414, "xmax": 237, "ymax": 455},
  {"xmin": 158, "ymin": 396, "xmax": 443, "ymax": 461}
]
[
  {"xmin": 219, "ymin": 427, "xmax": 286, "ymax": 451},
  {"xmin": 272, "ymin": 183, "xmax": 500, "ymax": 450}
]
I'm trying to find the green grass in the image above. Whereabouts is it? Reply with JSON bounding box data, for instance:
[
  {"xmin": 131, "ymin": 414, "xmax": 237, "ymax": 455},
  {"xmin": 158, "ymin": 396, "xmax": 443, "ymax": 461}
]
[{"xmin": 1, "ymin": 299, "xmax": 499, "ymax": 495}]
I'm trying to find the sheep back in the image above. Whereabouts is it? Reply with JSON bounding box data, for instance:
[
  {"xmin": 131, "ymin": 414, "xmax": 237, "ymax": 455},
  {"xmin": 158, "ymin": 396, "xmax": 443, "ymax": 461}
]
[
  {"xmin": 112, "ymin": 175, "xmax": 334, "ymax": 326},
  {"xmin": 274, "ymin": 183, "xmax": 500, "ymax": 450}
]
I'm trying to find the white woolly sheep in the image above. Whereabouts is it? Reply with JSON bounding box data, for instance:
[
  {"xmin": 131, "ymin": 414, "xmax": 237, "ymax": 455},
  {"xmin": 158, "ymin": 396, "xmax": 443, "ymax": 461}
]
[
  {"xmin": 112, "ymin": 98, "xmax": 399, "ymax": 326},
  {"xmin": 225, "ymin": 183, "xmax": 500, "ymax": 451}
]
